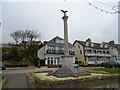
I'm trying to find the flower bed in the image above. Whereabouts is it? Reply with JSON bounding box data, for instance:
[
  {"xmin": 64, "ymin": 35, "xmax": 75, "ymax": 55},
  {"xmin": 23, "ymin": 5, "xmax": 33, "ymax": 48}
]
[
  {"xmin": 30, "ymin": 72, "xmax": 120, "ymax": 82},
  {"xmin": 30, "ymin": 71, "xmax": 120, "ymax": 88}
]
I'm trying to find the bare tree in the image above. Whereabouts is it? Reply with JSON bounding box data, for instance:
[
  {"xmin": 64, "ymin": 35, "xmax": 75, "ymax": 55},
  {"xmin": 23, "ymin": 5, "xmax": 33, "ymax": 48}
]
[
  {"xmin": 10, "ymin": 30, "xmax": 22, "ymax": 44},
  {"xmin": 10, "ymin": 30, "xmax": 41, "ymax": 56},
  {"xmin": 9, "ymin": 30, "xmax": 41, "ymax": 65},
  {"xmin": 25, "ymin": 30, "xmax": 40, "ymax": 44}
]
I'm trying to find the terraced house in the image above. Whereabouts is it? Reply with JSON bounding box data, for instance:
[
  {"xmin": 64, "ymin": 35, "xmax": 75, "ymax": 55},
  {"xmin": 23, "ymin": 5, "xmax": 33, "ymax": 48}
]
[
  {"xmin": 73, "ymin": 38, "xmax": 113, "ymax": 66},
  {"xmin": 37, "ymin": 36, "xmax": 74, "ymax": 66},
  {"xmin": 106, "ymin": 41, "xmax": 120, "ymax": 63}
]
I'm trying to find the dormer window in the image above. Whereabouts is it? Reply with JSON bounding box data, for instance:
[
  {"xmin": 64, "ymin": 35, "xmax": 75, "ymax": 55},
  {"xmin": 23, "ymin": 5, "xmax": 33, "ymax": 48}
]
[
  {"xmin": 100, "ymin": 44, "xmax": 103, "ymax": 48},
  {"xmin": 86, "ymin": 42, "xmax": 90, "ymax": 46},
  {"xmin": 91, "ymin": 43, "xmax": 94, "ymax": 47},
  {"xmin": 85, "ymin": 38, "xmax": 91, "ymax": 47},
  {"xmin": 104, "ymin": 44, "xmax": 108, "ymax": 48}
]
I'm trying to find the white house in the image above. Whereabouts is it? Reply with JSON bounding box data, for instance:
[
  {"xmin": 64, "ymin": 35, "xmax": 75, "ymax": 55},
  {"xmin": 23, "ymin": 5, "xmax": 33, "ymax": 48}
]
[{"xmin": 37, "ymin": 36, "xmax": 75, "ymax": 66}]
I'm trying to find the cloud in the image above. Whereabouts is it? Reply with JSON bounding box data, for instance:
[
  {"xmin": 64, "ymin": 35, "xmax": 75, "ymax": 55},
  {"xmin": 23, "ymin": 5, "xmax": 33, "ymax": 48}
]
[{"xmin": 2, "ymin": 2, "xmax": 118, "ymax": 44}]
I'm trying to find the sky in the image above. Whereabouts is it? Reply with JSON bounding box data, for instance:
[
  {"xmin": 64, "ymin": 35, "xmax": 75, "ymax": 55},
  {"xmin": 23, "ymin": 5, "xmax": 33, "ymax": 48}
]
[{"xmin": 0, "ymin": 0, "xmax": 119, "ymax": 44}]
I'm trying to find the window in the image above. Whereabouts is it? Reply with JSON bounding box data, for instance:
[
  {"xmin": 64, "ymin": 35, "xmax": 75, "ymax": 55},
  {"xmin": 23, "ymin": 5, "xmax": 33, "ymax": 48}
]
[
  {"xmin": 91, "ymin": 43, "xmax": 94, "ymax": 47},
  {"xmin": 78, "ymin": 45, "xmax": 80, "ymax": 48},
  {"xmin": 103, "ymin": 51, "xmax": 106, "ymax": 54},
  {"xmin": 51, "ymin": 57, "xmax": 53, "ymax": 65},
  {"xmin": 86, "ymin": 42, "xmax": 90, "ymax": 46},
  {"xmin": 80, "ymin": 50, "xmax": 82, "ymax": 54},
  {"xmin": 48, "ymin": 45, "xmax": 55, "ymax": 50},
  {"xmin": 105, "ymin": 44, "xmax": 108, "ymax": 48},
  {"xmin": 54, "ymin": 59, "xmax": 56, "ymax": 65},
  {"xmin": 100, "ymin": 44, "xmax": 103, "ymax": 48},
  {"xmin": 94, "ymin": 50, "xmax": 96, "ymax": 53},
  {"xmin": 56, "ymin": 39, "xmax": 64, "ymax": 44},
  {"xmin": 48, "ymin": 57, "xmax": 50, "ymax": 60},
  {"xmin": 107, "ymin": 51, "xmax": 109, "ymax": 54},
  {"xmin": 56, "ymin": 39, "xmax": 60, "ymax": 43},
  {"xmin": 61, "ymin": 40, "xmax": 64, "ymax": 43},
  {"xmin": 58, "ymin": 46, "xmax": 63, "ymax": 50},
  {"xmin": 48, "ymin": 57, "xmax": 50, "ymax": 65},
  {"xmin": 57, "ymin": 57, "xmax": 60, "ymax": 65},
  {"xmin": 75, "ymin": 57, "xmax": 78, "ymax": 60}
]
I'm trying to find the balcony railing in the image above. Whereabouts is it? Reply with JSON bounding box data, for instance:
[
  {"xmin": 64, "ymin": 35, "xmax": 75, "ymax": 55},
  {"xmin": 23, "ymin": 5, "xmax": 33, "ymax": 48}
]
[
  {"xmin": 85, "ymin": 53, "xmax": 111, "ymax": 57},
  {"xmin": 46, "ymin": 50, "xmax": 74, "ymax": 55}
]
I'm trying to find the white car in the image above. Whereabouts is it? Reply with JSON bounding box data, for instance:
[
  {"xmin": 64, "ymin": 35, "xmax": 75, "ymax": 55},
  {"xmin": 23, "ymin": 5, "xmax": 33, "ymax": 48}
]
[{"xmin": 72, "ymin": 64, "xmax": 80, "ymax": 68}]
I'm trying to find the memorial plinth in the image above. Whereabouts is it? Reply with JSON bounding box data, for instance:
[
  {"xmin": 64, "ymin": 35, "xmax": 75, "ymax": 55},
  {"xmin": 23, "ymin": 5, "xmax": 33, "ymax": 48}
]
[{"xmin": 52, "ymin": 10, "xmax": 90, "ymax": 77}]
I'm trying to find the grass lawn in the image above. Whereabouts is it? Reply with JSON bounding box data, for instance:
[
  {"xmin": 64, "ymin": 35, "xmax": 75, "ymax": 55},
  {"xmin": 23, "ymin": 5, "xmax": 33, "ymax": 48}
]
[{"xmin": 94, "ymin": 68, "xmax": 120, "ymax": 73}]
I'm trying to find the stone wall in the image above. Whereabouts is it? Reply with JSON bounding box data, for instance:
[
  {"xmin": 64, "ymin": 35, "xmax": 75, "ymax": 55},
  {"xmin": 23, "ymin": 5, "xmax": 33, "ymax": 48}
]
[{"xmin": 34, "ymin": 75, "xmax": 120, "ymax": 88}]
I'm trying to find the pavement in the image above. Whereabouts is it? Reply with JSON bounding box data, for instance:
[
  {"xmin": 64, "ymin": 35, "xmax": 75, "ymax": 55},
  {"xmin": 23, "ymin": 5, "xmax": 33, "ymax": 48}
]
[{"xmin": 3, "ymin": 73, "xmax": 28, "ymax": 88}]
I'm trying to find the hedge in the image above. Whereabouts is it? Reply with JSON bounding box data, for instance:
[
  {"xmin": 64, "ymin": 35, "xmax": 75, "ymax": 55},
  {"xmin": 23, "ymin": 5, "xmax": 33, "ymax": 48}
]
[
  {"xmin": 4, "ymin": 64, "xmax": 28, "ymax": 67},
  {"xmin": 40, "ymin": 59, "xmax": 46, "ymax": 66}
]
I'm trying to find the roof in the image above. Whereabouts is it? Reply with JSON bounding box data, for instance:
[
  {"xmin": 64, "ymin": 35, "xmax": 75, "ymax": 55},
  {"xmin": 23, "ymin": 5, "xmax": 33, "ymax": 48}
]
[
  {"xmin": 74, "ymin": 40, "xmax": 109, "ymax": 49},
  {"xmin": 105, "ymin": 43, "xmax": 120, "ymax": 52},
  {"xmin": 74, "ymin": 40, "xmax": 120, "ymax": 51},
  {"xmin": 41, "ymin": 36, "xmax": 73, "ymax": 47}
]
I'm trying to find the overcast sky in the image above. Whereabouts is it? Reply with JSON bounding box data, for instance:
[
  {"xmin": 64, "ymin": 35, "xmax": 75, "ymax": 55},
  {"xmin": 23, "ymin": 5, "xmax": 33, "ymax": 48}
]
[{"xmin": 1, "ymin": 0, "xmax": 119, "ymax": 44}]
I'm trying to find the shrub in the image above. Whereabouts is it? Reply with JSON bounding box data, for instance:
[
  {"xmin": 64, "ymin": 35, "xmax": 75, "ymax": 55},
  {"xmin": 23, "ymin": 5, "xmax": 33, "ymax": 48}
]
[
  {"xmin": 0, "ymin": 76, "xmax": 5, "ymax": 80},
  {"xmin": 4, "ymin": 64, "xmax": 28, "ymax": 67},
  {"xmin": 40, "ymin": 59, "xmax": 46, "ymax": 66}
]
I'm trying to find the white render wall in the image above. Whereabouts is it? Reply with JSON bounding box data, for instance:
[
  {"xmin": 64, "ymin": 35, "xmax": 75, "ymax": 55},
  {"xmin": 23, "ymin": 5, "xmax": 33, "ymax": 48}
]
[{"xmin": 37, "ymin": 46, "xmax": 45, "ymax": 59}]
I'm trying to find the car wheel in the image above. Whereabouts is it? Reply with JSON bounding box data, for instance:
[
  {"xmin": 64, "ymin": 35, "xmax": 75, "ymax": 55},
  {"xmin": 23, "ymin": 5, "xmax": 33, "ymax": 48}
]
[
  {"xmin": 2, "ymin": 67, "xmax": 6, "ymax": 70},
  {"xmin": 105, "ymin": 66, "xmax": 107, "ymax": 68}
]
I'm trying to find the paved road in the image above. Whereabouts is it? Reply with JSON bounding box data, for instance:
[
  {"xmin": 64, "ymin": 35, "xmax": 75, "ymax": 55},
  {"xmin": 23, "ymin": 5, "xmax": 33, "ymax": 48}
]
[
  {"xmin": 79, "ymin": 67, "xmax": 104, "ymax": 71},
  {"xmin": 3, "ymin": 73, "xmax": 28, "ymax": 88},
  {"xmin": 2, "ymin": 67, "xmax": 58, "ymax": 74},
  {"xmin": 2, "ymin": 66, "xmax": 104, "ymax": 74}
]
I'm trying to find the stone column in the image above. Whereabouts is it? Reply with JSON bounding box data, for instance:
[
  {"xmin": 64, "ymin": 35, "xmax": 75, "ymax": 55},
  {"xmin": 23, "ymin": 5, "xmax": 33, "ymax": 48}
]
[
  {"xmin": 51, "ymin": 10, "xmax": 91, "ymax": 77},
  {"xmin": 61, "ymin": 10, "xmax": 73, "ymax": 67},
  {"xmin": 62, "ymin": 10, "xmax": 69, "ymax": 56}
]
